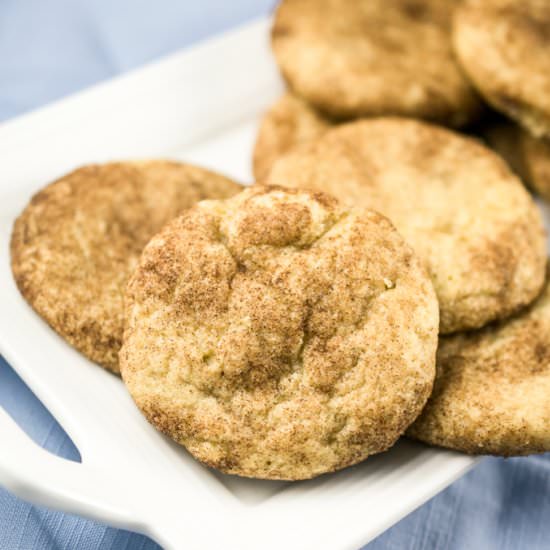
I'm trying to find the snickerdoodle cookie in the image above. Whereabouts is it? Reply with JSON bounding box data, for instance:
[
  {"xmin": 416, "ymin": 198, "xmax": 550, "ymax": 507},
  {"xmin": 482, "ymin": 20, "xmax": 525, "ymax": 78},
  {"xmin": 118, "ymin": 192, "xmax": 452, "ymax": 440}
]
[
  {"xmin": 272, "ymin": 0, "xmax": 481, "ymax": 126},
  {"xmin": 120, "ymin": 185, "xmax": 439, "ymax": 480},
  {"xmin": 483, "ymin": 121, "xmax": 550, "ymax": 201},
  {"xmin": 253, "ymin": 93, "xmax": 332, "ymax": 181},
  {"xmin": 11, "ymin": 161, "xmax": 241, "ymax": 373},
  {"xmin": 408, "ymin": 266, "xmax": 550, "ymax": 456},
  {"xmin": 453, "ymin": 0, "xmax": 550, "ymax": 138},
  {"xmin": 267, "ymin": 118, "xmax": 547, "ymax": 334}
]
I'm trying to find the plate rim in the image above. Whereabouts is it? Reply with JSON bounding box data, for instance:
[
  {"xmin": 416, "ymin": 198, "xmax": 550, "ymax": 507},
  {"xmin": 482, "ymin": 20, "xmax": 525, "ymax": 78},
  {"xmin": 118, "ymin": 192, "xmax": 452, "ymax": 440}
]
[{"xmin": 0, "ymin": 15, "xmax": 479, "ymax": 550}]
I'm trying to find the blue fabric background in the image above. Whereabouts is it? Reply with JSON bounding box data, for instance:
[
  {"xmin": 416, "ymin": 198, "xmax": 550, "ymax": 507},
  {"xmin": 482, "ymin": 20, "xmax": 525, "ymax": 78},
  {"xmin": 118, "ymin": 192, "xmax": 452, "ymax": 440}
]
[{"xmin": 1, "ymin": 1, "xmax": 549, "ymax": 548}]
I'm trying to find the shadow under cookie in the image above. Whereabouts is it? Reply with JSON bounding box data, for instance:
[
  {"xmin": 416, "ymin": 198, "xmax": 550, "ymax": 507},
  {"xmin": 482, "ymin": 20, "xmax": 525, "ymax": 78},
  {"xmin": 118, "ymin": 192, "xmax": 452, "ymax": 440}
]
[
  {"xmin": 481, "ymin": 119, "xmax": 550, "ymax": 202},
  {"xmin": 453, "ymin": 0, "xmax": 550, "ymax": 138}
]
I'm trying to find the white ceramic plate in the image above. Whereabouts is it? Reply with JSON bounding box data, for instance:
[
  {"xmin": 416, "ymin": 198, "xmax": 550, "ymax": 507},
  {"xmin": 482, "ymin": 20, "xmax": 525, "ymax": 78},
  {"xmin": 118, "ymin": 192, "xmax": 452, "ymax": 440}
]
[{"xmin": 0, "ymin": 18, "xmax": 478, "ymax": 550}]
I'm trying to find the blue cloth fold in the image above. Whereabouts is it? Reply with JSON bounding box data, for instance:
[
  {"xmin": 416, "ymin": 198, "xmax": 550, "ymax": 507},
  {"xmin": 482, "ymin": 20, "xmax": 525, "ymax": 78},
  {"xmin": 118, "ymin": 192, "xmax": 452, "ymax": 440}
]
[{"xmin": 1, "ymin": 2, "xmax": 549, "ymax": 548}]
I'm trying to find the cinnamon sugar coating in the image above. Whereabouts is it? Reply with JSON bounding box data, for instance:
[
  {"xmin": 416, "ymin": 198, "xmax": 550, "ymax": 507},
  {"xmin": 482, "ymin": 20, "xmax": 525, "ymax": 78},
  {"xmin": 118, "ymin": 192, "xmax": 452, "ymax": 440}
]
[
  {"xmin": 253, "ymin": 93, "xmax": 331, "ymax": 181},
  {"xmin": 268, "ymin": 118, "xmax": 547, "ymax": 333},
  {"xmin": 453, "ymin": 0, "xmax": 550, "ymax": 137},
  {"xmin": 409, "ymin": 266, "xmax": 550, "ymax": 456},
  {"xmin": 121, "ymin": 186, "xmax": 439, "ymax": 479},
  {"xmin": 11, "ymin": 161, "xmax": 240, "ymax": 372},
  {"xmin": 272, "ymin": 0, "xmax": 481, "ymax": 125}
]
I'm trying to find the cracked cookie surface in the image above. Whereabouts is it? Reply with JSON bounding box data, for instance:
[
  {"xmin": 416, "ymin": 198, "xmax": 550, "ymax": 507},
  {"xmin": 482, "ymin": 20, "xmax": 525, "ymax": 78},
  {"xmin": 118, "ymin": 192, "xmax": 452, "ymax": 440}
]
[
  {"xmin": 267, "ymin": 118, "xmax": 547, "ymax": 334},
  {"xmin": 10, "ymin": 161, "xmax": 241, "ymax": 373},
  {"xmin": 120, "ymin": 185, "xmax": 439, "ymax": 480},
  {"xmin": 453, "ymin": 0, "xmax": 550, "ymax": 138},
  {"xmin": 408, "ymin": 265, "xmax": 550, "ymax": 456},
  {"xmin": 272, "ymin": 0, "xmax": 481, "ymax": 125}
]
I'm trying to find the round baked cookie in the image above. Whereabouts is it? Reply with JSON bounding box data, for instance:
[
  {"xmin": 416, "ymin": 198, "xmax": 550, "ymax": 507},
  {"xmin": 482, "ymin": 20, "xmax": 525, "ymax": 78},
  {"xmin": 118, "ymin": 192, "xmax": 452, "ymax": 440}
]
[
  {"xmin": 272, "ymin": 0, "xmax": 482, "ymax": 126},
  {"xmin": 253, "ymin": 93, "xmax": 332, "ymax": 181},
  {"xmin": 267, "ymin": 118, "xmax": 547, "ymax": 334},
  {"xmin": 483, "ymin": 121, "xmax": 550, "ymax": 201},
  {"xmin": 408, "ymin": 266, "xmax": 550, "ymax": 456},
  {"xmin": 453, "ymin": 0, "xmax": 550, "ymax": 138},
  {"xmin": 120, "ymin": 185, "xmax": 439, "ymax": 480},
  {"xmin": 11, "ymin": 161, "xmax": 241, "ymax": 373}
]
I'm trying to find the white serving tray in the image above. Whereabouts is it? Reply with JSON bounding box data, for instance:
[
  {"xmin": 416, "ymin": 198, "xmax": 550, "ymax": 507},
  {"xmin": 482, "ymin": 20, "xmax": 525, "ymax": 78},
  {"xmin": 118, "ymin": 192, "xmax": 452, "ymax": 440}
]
[{"xmin": 0, "ymin": 18, "xmax": 477, "ymax": 550}]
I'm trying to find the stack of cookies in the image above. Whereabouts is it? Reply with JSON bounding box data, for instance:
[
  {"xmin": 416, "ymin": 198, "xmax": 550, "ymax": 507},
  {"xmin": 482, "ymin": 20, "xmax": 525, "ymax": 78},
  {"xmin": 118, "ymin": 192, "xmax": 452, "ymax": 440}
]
[
  {"xmin": 10, "ymin": 0, "xmax": 550, "ymax": 480},
  {"xmin": 258, "ymin": 0, "xmax": 550, "ymax": 199}
]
